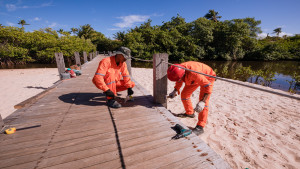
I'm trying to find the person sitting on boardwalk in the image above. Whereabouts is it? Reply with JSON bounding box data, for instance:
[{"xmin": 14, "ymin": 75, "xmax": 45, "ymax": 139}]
[
  {"xmin": 167, "ymin": 62, "xmax": 216, "ymax": 135},
  {"xmin": 92, "ymin": 47, "xmax": 135, "ymax": 108}
]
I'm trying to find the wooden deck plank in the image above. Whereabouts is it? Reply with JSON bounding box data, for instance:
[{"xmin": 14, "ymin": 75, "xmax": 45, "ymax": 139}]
[{"xmin": 0, "ymin": 55, "xmax": 231, "ymax": 169}]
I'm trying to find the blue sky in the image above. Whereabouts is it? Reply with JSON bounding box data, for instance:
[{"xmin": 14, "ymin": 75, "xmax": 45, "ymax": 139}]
[{"xmin": 1, "ymin": 0, "xmax": 299, "ymax": 39}]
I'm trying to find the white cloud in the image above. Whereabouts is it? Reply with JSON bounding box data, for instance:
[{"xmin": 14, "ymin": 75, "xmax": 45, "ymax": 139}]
[
  {"xmin": 5, "ymin": 2, "xmax": 53, "ymax": 11},
  {"xmin": 6, "ymin": 21, "xmax": 16, "ymax": 26},
  {"xmin": 34, "ymin": 17, "xmax": 41, "ymax": 21},
  {"xmin": 280, "ymin": 32, "xmax": 293, "ymax": 37},
  {"xmin": 108, "ymin": 28, "xmax": 122, "ymax": 31},
  {"xmin": 6, "ymin": 4, "xmax": 17, "ymax": 11},
  {"xmin": 258, "ymin": 32, "xmax": 294, "ymax": 39},
  {"xmin": 49, "ymin": 22, "xmax": 57, "ymax": 28},
  {"xmin": 114, "ymin": 15, "xmax": 150, "ymax": 28},
  {"xmin": 258, "ymin": 32, "xmax": 268, "ymax": 39}
]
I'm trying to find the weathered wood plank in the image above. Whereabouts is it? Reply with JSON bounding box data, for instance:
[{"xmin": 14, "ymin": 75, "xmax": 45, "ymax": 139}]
[
  {"xmin": 153, "ymin": 53, "xmax": 168, "ymax": 108},
  {"xmin": 83, "ymin": 51, "xmax": 88, "ymax": 63},
  {"xmin": 74, "ymin": 52, "xmax": 81, "ymax": 66},
  {"xmin": 55, "ymin": 52, "xmax": 65, "ymax": 79}
]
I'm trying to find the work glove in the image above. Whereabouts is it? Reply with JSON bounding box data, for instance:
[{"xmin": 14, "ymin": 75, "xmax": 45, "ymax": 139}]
[
  {"xmin": 104, "ymin": 89, "xmax": 115, "ymax": 97},
  {"xmin": 127, "ymin": 88, "xmax": 134, "ymax": 95},
  {"xmin": 168, "ymin": 89, "xmax": 177, "ymax": 99},
  {"xmin": 194, "ymin": 101, "xmax": 206, "ymax": 113}
]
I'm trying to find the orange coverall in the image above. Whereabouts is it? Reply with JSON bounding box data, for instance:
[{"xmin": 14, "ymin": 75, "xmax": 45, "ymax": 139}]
[
  {"xmin": 174, "ymin": 61, "xmax": 216, "ymax": 127},
  {"xmin": 92, "ymin": 56, "xmax": 135, "ymax": 99}
]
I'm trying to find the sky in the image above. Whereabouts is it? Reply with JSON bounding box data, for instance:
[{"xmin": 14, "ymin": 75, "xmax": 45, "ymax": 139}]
[{"xmin": 1, "ymin": 0, "xmax": 300, "ymax": 39}]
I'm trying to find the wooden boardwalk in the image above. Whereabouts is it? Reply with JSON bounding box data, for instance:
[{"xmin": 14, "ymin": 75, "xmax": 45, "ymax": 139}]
[{"xmin": 0, "ymin": 55, "xmax": 231, "ymax": 169}]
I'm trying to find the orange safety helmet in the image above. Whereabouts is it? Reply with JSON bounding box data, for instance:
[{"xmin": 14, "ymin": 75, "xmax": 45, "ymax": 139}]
[{"xmin": 167, "ymin": 64, "xmax": 185, "ymax": 81}]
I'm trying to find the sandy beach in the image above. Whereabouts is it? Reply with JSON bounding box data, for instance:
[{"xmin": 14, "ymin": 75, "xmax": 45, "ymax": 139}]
[
  {"xmin": 0, "ymin": 67, "xmax": 299, "ymax": 169},
  {"xmin": 0, "ymin": 68, "xmax": 59, "ymax": 119}
]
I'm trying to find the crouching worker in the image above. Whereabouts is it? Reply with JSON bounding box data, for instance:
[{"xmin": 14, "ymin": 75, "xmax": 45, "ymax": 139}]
[
  {"xmin": 92, "ymin": 47, "xmax": 135, "ymax": 108},
  {"xmin": 167, "ymin": 61, "xmax": 216, "ymax": 135}
]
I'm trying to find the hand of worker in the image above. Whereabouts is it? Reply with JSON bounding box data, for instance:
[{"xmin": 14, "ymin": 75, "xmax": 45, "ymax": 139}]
[
  {"xmin": 127, "ymin": 88, "xmax": 134, "ymax": 95},
  {"xmin": 194, "ymin": 101, "xmax": 206, "ymax": 113},
  {"xmin": 104, "ymin": 89, "xmax": 115, "ymax": 97},
  {"xmin": 168, "ymin": 89, "xmax": 177, "ymax": 99}
]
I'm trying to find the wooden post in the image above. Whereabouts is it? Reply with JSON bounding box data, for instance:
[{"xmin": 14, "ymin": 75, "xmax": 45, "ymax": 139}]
[
  {"xmin": 83, "ymin": 51, "xmax": 88, "ymax": 63},
  {"xmin": 126, "ymin": 53, "xmax": 132, "ymax": 76},
  {"xmin": 153, "ymin": 53, "xmax": 168, "ymax": 108},
  {"xmin": 0, "ymin": 114, "xmax": 4, "ymax": 129},
  {"xmin": 96, "ymin": 51, "xmax": 99, "ymax": 56},
  {"xmin": 74, "ymin": 52, "xmax": 81, "ymax": 66},
  {"xmin": 93, "ymin": 51, "xmax": 96, "ymax": 58},
  {"xmin": 89, "ymin": 53, "xmax": 93, "ymax": 61},
  {"xmin": 55, "ymin": 52, "xmax": 66, "ymax": 79}
]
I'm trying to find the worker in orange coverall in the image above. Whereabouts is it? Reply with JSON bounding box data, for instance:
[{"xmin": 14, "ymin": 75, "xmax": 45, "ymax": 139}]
[
  {"xmin": 92, "ymin": 47, "xmax": 135, "ymax": 108},
  {"xmin": 167, "ymin": 61, "xmax": 216, "ymax": 135}
]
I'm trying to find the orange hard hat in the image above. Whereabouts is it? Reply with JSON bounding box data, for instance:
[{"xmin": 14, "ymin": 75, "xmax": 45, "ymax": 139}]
[{"xmin": 167, "ymin": 64, "xmax": 185, "ymax": 81}]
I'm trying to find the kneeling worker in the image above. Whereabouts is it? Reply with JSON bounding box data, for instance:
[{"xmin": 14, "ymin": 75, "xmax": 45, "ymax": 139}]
[
  {"xmin": 167, "ymin": 61, "xmax": 216, "ymax": 135},
  {"xmin": 92, "ymin": 47, "xmax": 135, "ymax": 108}
]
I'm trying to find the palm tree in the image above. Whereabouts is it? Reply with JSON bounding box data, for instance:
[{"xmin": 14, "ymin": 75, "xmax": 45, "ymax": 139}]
[
  {"xmin": 18, "ymin": 20, "xmax": 30, "ymax": 28},
  {"xmin": 273, "ymin": 28, "xmax": 282, "ymax": 37},
  {"xmin": 70, "ymin": 27, "xmax": 78, "ymax": 35},
  {"xmin": 204, "ymin": 10, "xmax": 222, "ymax": 22},
  {"xmin": 78, "ymin": 24, "xmax": 95, "ymax": 39},
  {"xmin": 57, "ymin": 29, "xmax": 64, "ymax": 34}
]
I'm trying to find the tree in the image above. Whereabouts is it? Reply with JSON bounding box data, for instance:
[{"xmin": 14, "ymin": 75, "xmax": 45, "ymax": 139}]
[
  {"xmin": 57, "ymin": 29, "xmax": 64, "ymax": 34},
  {"xmin": 204, "ymin": 10, "xmax": 222, "ymax": 22},
  {"xmin": 18, "ymin": 20, "xmax": 30, "ymax": 29},
  {"xmin": 114, "ymin": 31, "xmax": 126, "ymax": 41},
  {"xmin": 273, "ymin": 28, "xmax": 282, "ymax": 37},
  {"xmin": 78, "ymin": 24, "xmax": 95, "ymax": 39},
  {"xmin": 70, "ymin": 27, "xmax": 78, "ymax": 35}
]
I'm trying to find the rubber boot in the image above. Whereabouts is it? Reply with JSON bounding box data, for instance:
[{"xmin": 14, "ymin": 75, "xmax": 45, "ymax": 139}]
[
  {"xmin": 192, "ymin": 125, "xmax": 204, "ymax": 136},
  {"xmin": 107, "ymin": 99, "xmax": 121, "ymax": 108}
]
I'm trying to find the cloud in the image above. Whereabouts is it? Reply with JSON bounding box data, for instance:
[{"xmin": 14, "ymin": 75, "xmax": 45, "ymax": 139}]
[
  {"xmin": 5, "ymin": 2, "xmax": 53, "ymax": 11},
  {"xmin": 108, "ymin": 28, "xmax": 122, "ymax": 31},
  {"xmin": 6, "ymin": 4, "xmax": 17, "ymax": 11},
  {"xmin": 114, "ymin": 15, "xmax": 150, "ymax": 28},
  {"xmin": 280, "ymin": 32, "xmax": 293, "ymax": 37},
  {"xmin": 34, "ymin": 17, "xmax": 41, "ymax": 21},
  {"xmin": 48, "ymin": 22, "xmax": 57, "ymax": 28},
  {"xmin": 6, "ymin": 21, "xmax": 16, "ymax": 26},
  {"xmin": 258, "ymin": 32, "xmax": 294, "ymax": 39}
]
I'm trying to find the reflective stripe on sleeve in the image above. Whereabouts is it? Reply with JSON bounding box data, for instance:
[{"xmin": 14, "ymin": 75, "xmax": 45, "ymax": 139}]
[
  {"xmin": 95, "ymin": 73, "xmax": 105, "ymax": 76},
  {"xmin": 106, "ymin": 81, "xmax": 116, "ymax": 85},
  {"xmin": 204, "ymin": 82, "xmax": 211, "ymax": 87}
]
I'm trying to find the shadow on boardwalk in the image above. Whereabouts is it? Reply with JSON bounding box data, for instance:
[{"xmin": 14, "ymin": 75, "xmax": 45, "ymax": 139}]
[{"xmin": 58, "ymin": 92, "xmax": 155, "ymax": 108}]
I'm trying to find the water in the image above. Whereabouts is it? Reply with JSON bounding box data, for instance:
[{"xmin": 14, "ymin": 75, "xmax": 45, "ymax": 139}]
[
  {"xmin": 132, "ymin": 60, "xmax": 300, "ymax": 94},
  {"xmin": 1, "ymin": 60, "xmax": 299, "ymax": 94}
]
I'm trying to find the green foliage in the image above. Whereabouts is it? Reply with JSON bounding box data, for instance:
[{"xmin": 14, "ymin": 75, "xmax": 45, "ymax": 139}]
[{"xmin": 0, "ymin": 26, "xmax": 96, "ymax": 64}]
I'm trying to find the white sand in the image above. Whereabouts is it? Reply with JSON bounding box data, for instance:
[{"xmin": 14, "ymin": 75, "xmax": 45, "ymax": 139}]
[
  {"xmin": 1, "ymin": 67, "xmax": 299, "ymax": 169},
  {"xmin": 132, "ymin": 67, "xmax": 300, "ymax": 169},
  {"xmin": 0, "ymin": 68, "xmax": 59, "ymax": 119}
]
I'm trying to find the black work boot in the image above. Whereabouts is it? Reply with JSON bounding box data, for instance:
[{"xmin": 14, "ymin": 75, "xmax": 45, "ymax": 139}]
[
  {"xmin": 175, "ymin": 113, "xmax": 195, "ymax": 118},
  {"xmin": 192, "ymin": 125, "xmax": 204, "ymax": 136},
  {"xmin": 107, "ymin": 99, "xmax": 121, "ymax": 108}
]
